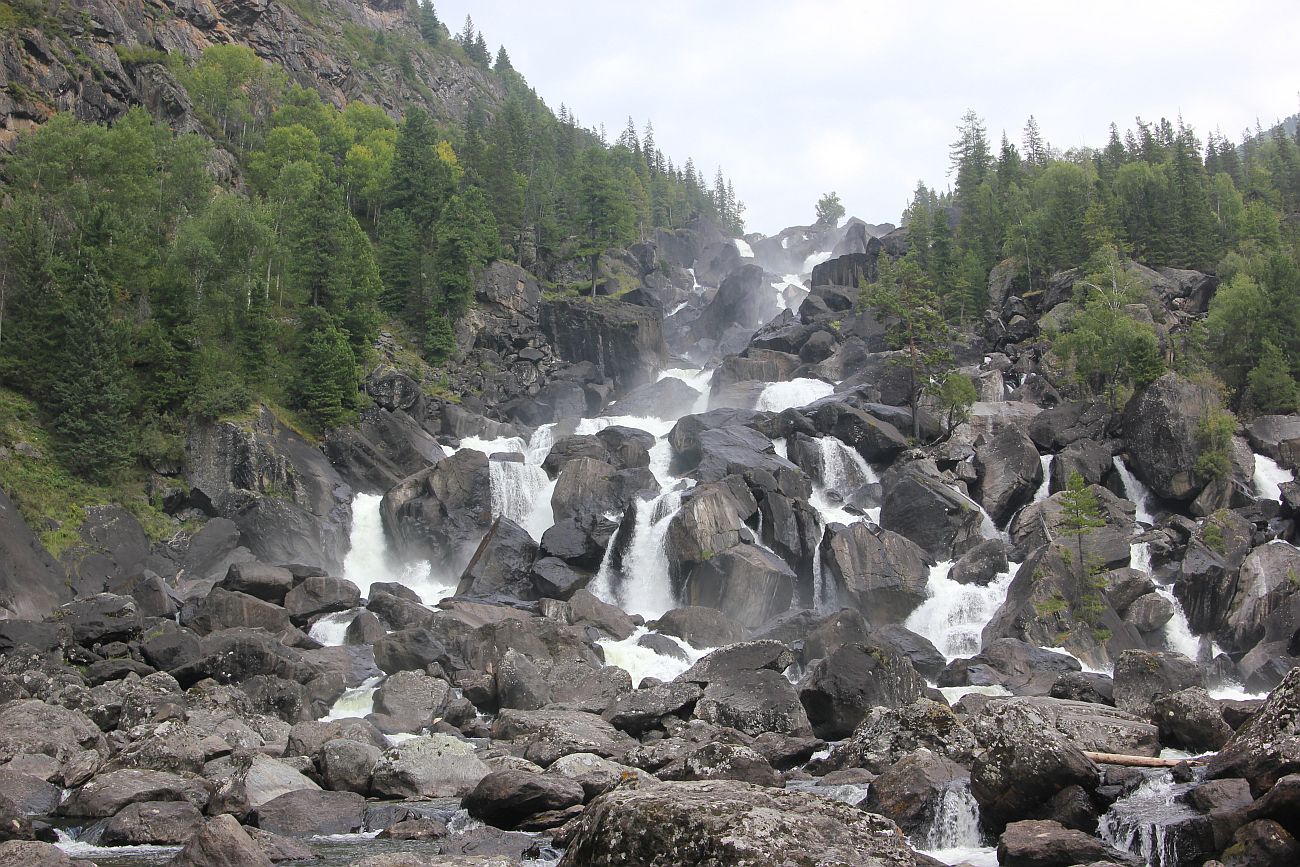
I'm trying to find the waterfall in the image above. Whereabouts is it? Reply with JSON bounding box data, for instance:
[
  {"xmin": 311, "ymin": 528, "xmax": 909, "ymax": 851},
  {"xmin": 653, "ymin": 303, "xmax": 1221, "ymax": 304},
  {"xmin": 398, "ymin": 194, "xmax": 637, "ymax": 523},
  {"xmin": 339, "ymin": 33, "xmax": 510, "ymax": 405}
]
[
  {"xmin": 925, "ymin": 782, "xmax": 984, "ymax": 850},
  {"xmin": 308, "ymin": 609, "xmax": 359, "ymax": 646},
  {"xmin": 605, "ymin": 490, "xmax": 683, "ymax": 620},
  {"xmin": 1031, "ymin": 453, "xmax": 1052, "ymax": 504},
  {"xmin": 1253, "ymin": 453, "xmax": 1294, "ymax": 501},
  {"xmin": 1113, "ymin": 457, "xmax": 1203, "ymax": 660},
  {"xmin": 1101, "ymin": 773, "xmax": 1205, "ymax": 867},
  {"xmin": 342, "ymin": 493, "xmax": 452, "ymax": 605},
  {"xmin": 320, "ymin": 676, "xmax": 382, "ymax": 721},
  {"xmin": 460, "ymin": 425, "xmax": 557, "ymax": 541},
  {"xmin": 598, "ymin": 627, "xmax": 706, "ymax": 684},
  {"xmin": 905, "ymin": 562, "xmax": 1015, "ymax": 660},
  {"xmin": 802, "ymin": 250, "xmax": 834, "ymax": 273},
  {"xmin": 755, "ymin": 378, "xmax": 836, "ymax": 413}
]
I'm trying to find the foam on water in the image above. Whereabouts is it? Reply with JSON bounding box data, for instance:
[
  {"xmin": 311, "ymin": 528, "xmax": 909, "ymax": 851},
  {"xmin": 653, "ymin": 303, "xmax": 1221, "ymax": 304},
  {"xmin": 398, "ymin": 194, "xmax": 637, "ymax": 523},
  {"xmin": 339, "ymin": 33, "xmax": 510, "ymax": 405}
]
[
  {"xmin": 802, "ymin": 250, "xmax": 834, "ymax": 273},
  {"xmin": 308, "ymin": 608, "xmax": 364, "ymax": 646},
  {"xmin": 55, "ymin": 830, "xmax": 181, "ymax": 860},
  {"xmin": 906, "ymin": 563, "xmax": 1015, "ymax": 661},
  {"xmin": 925, "ymin": 782, "xmax": 984, "ymax": 850},
  {"xmin": 343, "ymin": 492, "xmax": 453, "ymax": 604},
  {"xmin": 599, "ymin": 628, "xmax": 706, "ymax": 684},
  {"xmin": 1253, "ymin": 453, "xmax": 1294, "ymax": 501},
  {"xmin": 321, "ymin": 676, "xmax": 382, "ymax": 721},
  {"xmin": 755, "ymin": 377, "xmax": 836, "ymax": 413}
]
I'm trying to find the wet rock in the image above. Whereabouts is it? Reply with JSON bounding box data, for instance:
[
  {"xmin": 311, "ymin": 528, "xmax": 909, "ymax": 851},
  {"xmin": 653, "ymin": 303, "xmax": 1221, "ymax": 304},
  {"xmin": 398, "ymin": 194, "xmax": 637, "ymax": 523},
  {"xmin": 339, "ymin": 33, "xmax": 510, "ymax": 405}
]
[
  {"xmin": 1124, "ymin": 592, "xmax": 1175, "ymax": 633},
  {"xmin": 372, "ymin": 671, "xmax": 452, "ymax": 733},
  {"xmin": 380, "ymin": 449, "xmax": 492, "ymax": 571},
  {"xmin": 1222, "ymin": 542, "xmax": 1300, "ymax": 654},
  {"xmin": 799, "ymin": 643, "xmax": 928, "ymax": 739},
  {"xmin": 1113, "ymin": 650, "xmax": 1204, "ymax": 722},
  {"xmin": 1123, "ymin": 373, "xmax": 1225, "ymax": 501},
  {"xmin": 603, "ymin": 682, "xmax": 703, "ymax": 735},
  {"xmin": 491, "ymin": 709, "xmax": 636, "ymax": 768},
  {"xmin": 974, "ymin": 425, "xmax": 1044, "ymax": 527},
  {"xmin": 454, "ymin": 517, "xmax": 539, "ymax": 602},
  {"xmin": 283, "ymin": 576, "xmax": 360, "ymax": 625},
  {"xmin": 220, "ymin": 562, "xmax": 294, "ymax": 605},
  {"xmin": 0, "ymin": 841, "xmax": 78, "ymax": 866},
  {"xmin": 558, "ymin": 780, "xmax": 917, "ymax": 867},
  {"xmin": 866, "ymin": 750, "xmax": 971, "ymax": 838},
  {"xmin": 463, "ymin": 769, "xmax": 585, "ymax": 830},
  {"xmin": 990, "ymin": 696, "xmax": 1159, "ymax": 757},
  {"xmin": 1049, "ymin": 671, "xmax": 1115, "ymax": 705},
  {"xmin": 60, "ymin": 768, "xmax": 209, "ymax": 817},
  {"xmin": 951, "ymin": 538, "xmax": 1010, "ymax": 586},
  {"xmin": 1245, "ymin": 773, "xmax": 1300, "ymax": 839},
  {"xmin": 879, "ymin": 462, "xmax": 985, "ymax": 561},
  {"xmin": 1154, "ymin": 687, "xmax": 1234, "ymax": 753}
]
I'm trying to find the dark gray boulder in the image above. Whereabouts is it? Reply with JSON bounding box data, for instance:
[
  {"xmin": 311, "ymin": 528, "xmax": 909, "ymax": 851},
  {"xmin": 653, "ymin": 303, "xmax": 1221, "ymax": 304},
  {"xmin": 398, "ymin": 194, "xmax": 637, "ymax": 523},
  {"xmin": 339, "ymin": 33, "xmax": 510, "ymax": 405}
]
[
  {"xmin": 819, "ymin": 522, "xmax": 930, "ymax": 625},
  {"xmin": 463, "ymin": 769, "xmax": 585, "ymax": 830},
  {"xmin": 798, "ymin": 642, "xmax": 928, "ymax": 739},
  {"xmin": 974, "ymin": 425, "xmax": 1044, "ymax": 527},
  {"xmin": 380, "ymin": 448, "xmax": 492, "ymax": 571},
  {"xmin": 1122, "ymin": 373, "xmax": 1225, "ymax": 501},
  {"xmin": 455, "ymin": 517, "xmax": 539, "ymax": 602},
  {"xmin": 681, "ymin": 543, "xmax": 795, "ymax": 629},
  {"xmin": 879, "ymin": 462, "xmax": 985, "ymax": 561},
  {"xmin": 649, "ymin": 607, "xmax": 747, "ymax": 649},
  {"xmin": 0, "ymin": 487, "xmax": 70, "ymax": 619}
]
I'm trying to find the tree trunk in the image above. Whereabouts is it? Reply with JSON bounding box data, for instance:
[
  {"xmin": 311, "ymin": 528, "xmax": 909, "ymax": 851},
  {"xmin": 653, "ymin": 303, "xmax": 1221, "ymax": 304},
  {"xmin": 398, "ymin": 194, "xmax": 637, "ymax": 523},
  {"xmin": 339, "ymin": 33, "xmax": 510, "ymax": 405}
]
[{"xmin": 1082, "ymin": 751, "xmax": 1206, "ymax": 768}]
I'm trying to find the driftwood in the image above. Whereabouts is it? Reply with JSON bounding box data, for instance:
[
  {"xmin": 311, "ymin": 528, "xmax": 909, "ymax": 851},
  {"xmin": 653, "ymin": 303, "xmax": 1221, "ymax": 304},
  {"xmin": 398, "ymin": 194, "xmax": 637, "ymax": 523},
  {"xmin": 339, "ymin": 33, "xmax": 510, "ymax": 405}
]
[{"xmin": 1082, "ymin": 750, "xmax": 1208, "ymax": 768}]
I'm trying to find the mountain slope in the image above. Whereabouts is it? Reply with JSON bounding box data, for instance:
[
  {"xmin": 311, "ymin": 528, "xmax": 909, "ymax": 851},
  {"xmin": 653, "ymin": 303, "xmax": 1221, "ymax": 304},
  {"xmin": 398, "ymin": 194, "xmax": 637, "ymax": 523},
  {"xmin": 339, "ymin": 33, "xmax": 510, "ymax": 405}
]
[{"xmin": 0, "ymin": 0, "xmax": 501, "ymax": 151}]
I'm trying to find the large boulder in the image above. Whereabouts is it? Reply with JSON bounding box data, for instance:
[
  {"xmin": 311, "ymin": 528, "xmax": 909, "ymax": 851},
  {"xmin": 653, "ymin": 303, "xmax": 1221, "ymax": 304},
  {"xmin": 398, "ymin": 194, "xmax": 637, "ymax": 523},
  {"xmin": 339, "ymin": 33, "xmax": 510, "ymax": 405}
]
[
  {"xmin": 798, "ymin": 643, "xmax": 927, "ymax": 739},
  {"xmin": 997, "ymin": 819, "xmax": 1135, "ymax": 867},
  {"xmin": 1112, "ymin": 650, "xmax": 1203, "ymax": 722},
  {"xmin": 819, "ymin": 523, "xmax": 930, "ymax": 625},
  {"xmin": 249, "ymin": 788, "xmax": 366, "ymax": 836},
  {"xmin": 866, "ymin": 750, "xmax": 971, "ymax": 840},
  {"xmin": 185, "ymin": 407, "xmax": 351, "ymax": 573},
  {"xmin": 1122, "ymin": 373, "xmax": 1224, "ymax": 501},
  {"xmin": 369, "ymin": 735, "xmax": 490, "ymax": 799},
  {"xmin": 974, "ymin": 425, "xmax": 1044, "ymax": 527},
  {"xmin": 879, "ymin": 463, "xmax": 985, "ymax": 561},
  {"xmin": 992, "ymin": 697, "xmax": 1159, "ymax": 757},
  {"xmin": 323, "ymin": 405, "xmax": 446, "ymax": 493},
  {"xmin": 463, "ymin": 769, "xmax": 584, "ymax": 830},
  {"xmin": 969, "ymin": 700, "xmax": 1100, "ymax": 832},
  {"xmin": 1207, "ymin": 666, "xmax": 1300, "ymax": 794},
  {"xmin": 540, "ymin": 299, "xmax": 667, "ymax": 394},
  {"xmin": 693, "ymin": 669, "xmax": 812, "ymax": 738},
  {"xmin": 455, "ymin": 517, "xmax": 539, "ymax": 602},
  {"xmin": 649, "ymin": 607, "xmax": 747, "ymax": 649},
  {"xmin": 827, "ymin": 699, "xmax": 976, "ymax": 774},
  {"xmin": 681, "ymin": 544, "xmax": 795, "ymax": 629},
  {"xmin": 0, "ymin": 488, "xmax": 70, "ymax": 619},
  {"xmin": 558, "ymin": 780, "xmax": 918, "ymax": 867},
  {"xmin": 1221, "ymin": 542, "xmax": 1300, "ymax": 654},
  {"xmin": 60, "ymin": 769, "xmax": 209, "ymax": 818},
  {"xmin": 380, "ymin": 448, "xmax": 492, "ymax": 571},
  {"xmin": 491, "ymin": 709, "xmax": 636, "ymax": 768},
  {"xmin": 169, "ymin": 814, "xmax": 273, "ymax": 867},
  {"xmin": 1007, "ymin": 485, "xmax": 1134, "ymax": 568}
]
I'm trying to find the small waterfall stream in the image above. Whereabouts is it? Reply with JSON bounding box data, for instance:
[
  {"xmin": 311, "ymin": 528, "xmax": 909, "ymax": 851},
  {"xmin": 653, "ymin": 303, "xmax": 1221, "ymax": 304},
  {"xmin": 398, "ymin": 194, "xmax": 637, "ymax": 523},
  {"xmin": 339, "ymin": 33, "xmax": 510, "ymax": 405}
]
[
  {"xmin": 1253, "ymin": 453, "xmax": 1294, "ymax": 501},
  {"xmin": 341, "ymin": 492, "xmax": 451, "ymax": 604},
  {"xmin": 1101, "ymin": 772, "xmax": 1211, "ymax": 867},
  {"xmin": 755, "ymin": 378, "xmax": 836, "ymax": 413},
  {"xmin": 906, "ymin": 562, "xmax": 1015, "ymax": 661},
  {"xmin": 460, "ymin": 424, "xmax": 557, "ymax": 541},
  {"xmin": 1113, "ymin": 457, "xmax": 1203, "ymax": 660}
]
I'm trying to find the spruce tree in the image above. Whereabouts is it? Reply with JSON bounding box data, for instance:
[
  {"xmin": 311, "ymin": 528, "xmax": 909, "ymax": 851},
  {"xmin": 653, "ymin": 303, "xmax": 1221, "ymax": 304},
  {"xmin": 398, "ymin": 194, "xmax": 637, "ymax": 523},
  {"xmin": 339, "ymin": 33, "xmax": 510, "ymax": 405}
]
[
  {"xmin": 48, "ymin": 267, "xmax": 134, "ymax": 479},
  {"xmin": 296, "ymin": 310, "xmax": 359, "ymax": 429}
]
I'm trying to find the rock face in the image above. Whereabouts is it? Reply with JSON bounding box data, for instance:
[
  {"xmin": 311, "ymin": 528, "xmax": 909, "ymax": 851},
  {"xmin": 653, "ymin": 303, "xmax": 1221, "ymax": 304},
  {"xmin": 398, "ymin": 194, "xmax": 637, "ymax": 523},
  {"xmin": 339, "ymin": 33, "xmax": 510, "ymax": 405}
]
[
  {"xmin": 1122, "ymin": 372, "xmax": 1223, "ymax": 501},
  {"xmin": 879, "ymin": 463, "xmax": 985, "ymax": 561},
  {"xmin": 0, "ymin": 488, "xmax": 71, "ymax": 619},
  {"xmin": 681, "ymin": 544, "xmax": 795, "ymax": 628},
  {"xmin": 798, "ymin": 643, "xmax": 928, "ymax": 739},
  {"xmin": 819, "ymin": 523, "xmax": 930, "ymax": 625},
  {"xmin": 540, "ymin": 299, "xmax": 666, "ymax": 395},
  {"xmin": 1208, "ymin": 666, "xmax": 1300, "ymax": 794},
  {"xmin": 559, "ymin": 780, "xmax": 919, "ymax": 867},
  {"xmin": 186, "ymin": 407, "xmax": 351, "ymax": 573}
]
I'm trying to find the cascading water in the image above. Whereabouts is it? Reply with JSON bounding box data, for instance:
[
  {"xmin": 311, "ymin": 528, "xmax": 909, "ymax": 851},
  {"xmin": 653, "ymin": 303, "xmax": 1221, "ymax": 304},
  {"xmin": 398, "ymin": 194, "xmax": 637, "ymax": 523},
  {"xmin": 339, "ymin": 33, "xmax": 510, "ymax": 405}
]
[
  {"xmin": 1253, "ymin": 453, "xmax": 1294, "ymax": 501},
  {"xmin": 320, "ymin": 676, "xmax": 383, "ymax": 721},
  {"xmin": 807, "ymin": 435, "xmax": 879, "ymax": 526},
  {"xmin": 1031, "ymin": 453, "xmax": 1052, "ymax": 504},
  {"xmin": 460, "ymin": 424, "xmax": 557, "ymax": 541},
  {"xmin": 597, "ymin": 627, "xmax": 706, "ymax": 684},
  {"xmin": 924, "ymin": 782, "xmax": 985, "ymax": 851},
  {"xmin": 342, "ymin": 492, "xmax": 451, "ymax": 604},
  {"xmin": 1101, "ymin": 772, "xmax": 1212, "ymax": 867},
  {"xmin": 906, "ymin": 562, "xmax": 1016, "ymax": 660},
  {"xmin": 1113, "ymin": 457, "xmax": 1203, "ymax": 660},
  {"xmin": 755, "ymin": 378, "xmax": 836, "ymax": 413},
  {"xmin": 597, "ymin": 490, "xmax": 683, "ymax": 620}
]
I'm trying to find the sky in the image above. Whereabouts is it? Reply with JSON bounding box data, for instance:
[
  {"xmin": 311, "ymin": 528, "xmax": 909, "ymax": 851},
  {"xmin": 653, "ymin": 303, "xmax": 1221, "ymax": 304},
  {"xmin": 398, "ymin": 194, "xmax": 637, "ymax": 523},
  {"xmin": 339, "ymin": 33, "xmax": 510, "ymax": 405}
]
[{"xmin": 439, "ymin": 1, "xmax": 1300, "ymax": 236}]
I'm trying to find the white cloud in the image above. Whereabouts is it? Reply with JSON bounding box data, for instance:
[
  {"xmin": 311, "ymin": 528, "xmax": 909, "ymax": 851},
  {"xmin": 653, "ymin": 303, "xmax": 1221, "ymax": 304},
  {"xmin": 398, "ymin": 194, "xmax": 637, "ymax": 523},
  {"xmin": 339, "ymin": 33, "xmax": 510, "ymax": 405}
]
[{"xmin": 440, "ymin": 1, "xmax": 1300, "ymax": 235}]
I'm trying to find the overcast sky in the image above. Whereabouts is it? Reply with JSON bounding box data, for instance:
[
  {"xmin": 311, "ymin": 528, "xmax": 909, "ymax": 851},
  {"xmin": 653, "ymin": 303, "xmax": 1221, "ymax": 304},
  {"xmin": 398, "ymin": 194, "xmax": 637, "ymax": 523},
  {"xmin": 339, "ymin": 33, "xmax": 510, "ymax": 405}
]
[{"xmin": 439, "ymin": 1, "xmax": 1300, "ymax": 236}]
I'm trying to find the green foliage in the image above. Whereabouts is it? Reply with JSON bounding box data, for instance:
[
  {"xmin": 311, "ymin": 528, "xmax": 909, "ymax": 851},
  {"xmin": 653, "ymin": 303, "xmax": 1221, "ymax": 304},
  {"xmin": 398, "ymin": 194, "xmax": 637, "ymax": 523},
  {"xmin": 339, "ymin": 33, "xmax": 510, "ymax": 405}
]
[
  {"xmin": 1194, "ymin": 409, "xmax": 1237, "ymax": 484},
  {"xmin": 1049, "ymin": 247, "xmax": 1165, "ymax": 408},
  {"xmin": 862, "ymin": 255, "xmax": 953, "ymax": 439},
  {"xmin": 936, "ymin": 371, "xmax": 978, "ymax": 436},
  {"xmin": 1202, "ymin": 520, "xmax": 1227, "ymax": 556},
  {"xmin": 295, "ymin": 311, "xmax": 360, "ymax": 429},
  {"xmin": 815, "ymin": 191, "xmax": 845, "ymax": 228}
]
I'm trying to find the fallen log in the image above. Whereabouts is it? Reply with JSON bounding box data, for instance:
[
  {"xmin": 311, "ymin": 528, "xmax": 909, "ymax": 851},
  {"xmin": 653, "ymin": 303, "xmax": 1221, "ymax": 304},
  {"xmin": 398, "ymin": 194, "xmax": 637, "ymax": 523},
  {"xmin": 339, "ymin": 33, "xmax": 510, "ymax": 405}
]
[{"xmin": 1082, "ymin": 750, "xmax": 1208, "ymax": 768}]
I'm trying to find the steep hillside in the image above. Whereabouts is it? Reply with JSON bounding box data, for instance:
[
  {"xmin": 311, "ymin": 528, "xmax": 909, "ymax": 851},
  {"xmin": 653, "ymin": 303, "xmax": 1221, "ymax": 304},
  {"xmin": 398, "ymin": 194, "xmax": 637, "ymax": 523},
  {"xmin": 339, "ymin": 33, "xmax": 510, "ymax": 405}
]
[{"xmin": 0, "ymin": 0, "xmax": 502, "ymax": 151}]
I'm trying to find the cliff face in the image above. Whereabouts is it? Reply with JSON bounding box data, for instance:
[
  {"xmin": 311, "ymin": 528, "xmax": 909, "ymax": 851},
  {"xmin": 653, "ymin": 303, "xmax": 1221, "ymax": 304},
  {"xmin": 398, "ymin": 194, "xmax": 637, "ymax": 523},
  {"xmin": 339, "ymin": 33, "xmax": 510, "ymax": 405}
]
[{"xmin": 0, "ymin": 0, "xmax": 503, "ymax": 151}]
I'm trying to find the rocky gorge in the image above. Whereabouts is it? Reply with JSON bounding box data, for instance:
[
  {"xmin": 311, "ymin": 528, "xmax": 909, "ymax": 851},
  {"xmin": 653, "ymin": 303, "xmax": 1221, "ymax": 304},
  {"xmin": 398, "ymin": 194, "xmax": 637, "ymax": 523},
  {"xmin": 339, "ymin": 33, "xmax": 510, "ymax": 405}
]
[
  {"xmin": 0, "ymin": 208, "xmax": 1297, "ymax": 867},
  {"xmin": 0, "ymin": 2, "xmax": 1299, "ymax": 866}
]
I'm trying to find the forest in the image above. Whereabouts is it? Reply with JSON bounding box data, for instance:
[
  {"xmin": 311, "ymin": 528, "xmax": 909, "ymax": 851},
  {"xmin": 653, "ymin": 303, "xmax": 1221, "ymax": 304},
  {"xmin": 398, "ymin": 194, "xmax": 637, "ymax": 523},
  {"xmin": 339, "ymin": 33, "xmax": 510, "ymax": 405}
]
[{"xmin": 0, "ymin": 12, "xmax": 742, "ymax": 487}]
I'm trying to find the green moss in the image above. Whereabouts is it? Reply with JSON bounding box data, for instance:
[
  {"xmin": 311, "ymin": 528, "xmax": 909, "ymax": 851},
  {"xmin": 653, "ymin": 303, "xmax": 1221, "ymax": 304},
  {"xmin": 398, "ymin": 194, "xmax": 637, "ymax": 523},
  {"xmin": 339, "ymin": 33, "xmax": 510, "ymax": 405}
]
[
  {"xmin": 1202, "ymin": 520, "xmax": 1227, "ymax": 556},
  {"xmin": 1035, "ymin": 593, "xmax": 1069, "ymax": 617},
  {"xmin": 0, "ymin": 388, "xmax": 174, "ymax": 557}
]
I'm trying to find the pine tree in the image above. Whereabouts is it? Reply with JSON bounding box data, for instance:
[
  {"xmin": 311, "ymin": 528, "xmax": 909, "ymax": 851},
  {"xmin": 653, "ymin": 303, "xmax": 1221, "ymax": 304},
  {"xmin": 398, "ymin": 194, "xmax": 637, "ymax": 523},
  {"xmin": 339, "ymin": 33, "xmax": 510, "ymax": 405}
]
[
  {"xmin": 387, "ymin": 108, "xmax": 454, "ymax": 233},
  {"xmin": 48, "ymin": 267, "xmax": 134, "ymax": 479},
  {"xmin": 950, "ymin": 110, "xmax": 993, "ymax": 204},
  {"xmin": 432, "ymin": 187, "xmax": 499, "ymax": 318},
  {"xmin": 417, "ymin": 0, "xmax": 441, "ymax": 45},
  {"xmin": 296, "ymin": 309, "xmax": 360, "ymax": 429},
  {"xmin": 473, "ymin": 32, "xmax": 490, "ymax": 67},
  {"xmin": 815, "ymin": 191, "xmax": 845, "ymax": 228},
  {"xmin": 494, "ymin": 46, "xmax": 513, "ymax": 72},
  {"xmin": 457, "ymin": 15, "xmax": 474, "ymax": 48},
  {"xmin": 1022, "ymin": 115, "xmax": 1048, "ymax": 168}
]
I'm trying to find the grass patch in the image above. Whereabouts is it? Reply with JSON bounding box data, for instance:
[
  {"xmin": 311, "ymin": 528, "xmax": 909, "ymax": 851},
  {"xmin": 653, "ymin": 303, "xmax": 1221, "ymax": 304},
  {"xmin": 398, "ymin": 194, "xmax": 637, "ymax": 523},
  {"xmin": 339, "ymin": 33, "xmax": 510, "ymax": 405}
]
[{"xmin": 0, "ymin": 388, "xmax": 174, "ymax": 557}]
